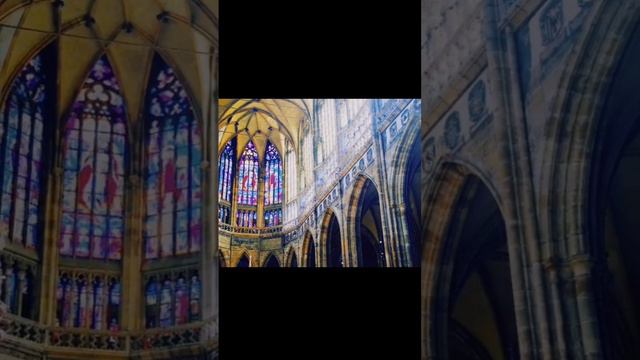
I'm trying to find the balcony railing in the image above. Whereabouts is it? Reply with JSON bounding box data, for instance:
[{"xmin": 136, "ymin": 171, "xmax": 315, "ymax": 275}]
[
  {"xmin": 0, "ymin": 313, "xmax": 212, "ymax": 355},
  {"xmin": 218, "ymin": 223, "xmax": 283, "ymax": 236}
]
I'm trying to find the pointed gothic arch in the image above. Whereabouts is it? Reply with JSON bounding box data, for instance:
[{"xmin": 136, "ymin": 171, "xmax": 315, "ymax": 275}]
[
  {"xmin": 263, "ymin": 253, "xmax": 280, "ymax": 268},
  {"xmin": 236, "ymin": 252, "xmax": 250, "ymax": 268},
  {"xmin": 286, "ymin": 247, "xmax": 298, "ymax": 268},
  {"xmin": 320, "ymin": 208, "xmax": 343, "ymax": 268},
  {"xmin": 302, "ymin": 231, "xmax": 316, "ymax": 268},
  {"xmin": 422, "ymin": 163, "xmax": 518, "ymax": 359},
  {"xmin": 347, "ymin": 175, "xmax": 385, "ymax": 267}
]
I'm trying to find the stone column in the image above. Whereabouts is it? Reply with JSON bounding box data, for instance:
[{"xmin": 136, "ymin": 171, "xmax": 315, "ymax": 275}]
[
  {"xmin": 122, "ymin": 174, "xmax": 143, "ymax": 331},
  {"xmin": 201, "ymin": 46, "xmax": 218, "ymax": 346},
  {"xmin": 40, "ymin": 166, "xmax": 63, "ymax": 326}
]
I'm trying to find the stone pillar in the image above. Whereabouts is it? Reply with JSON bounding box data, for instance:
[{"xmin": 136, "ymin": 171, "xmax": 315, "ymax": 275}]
[
  {"xmin": 122, "ymin": 174, "xmax": 142, "ymax": 331},
  {"xmin": 40, "ymin": 166, "xmax": 63, "ymax": 326},
  {"xmin": 201, "ymin": 46, "xmax": 218, "ymax": 346},
  {"xmin": 256, "ymin": 171, "xmax": 265, "ymax": 228}
]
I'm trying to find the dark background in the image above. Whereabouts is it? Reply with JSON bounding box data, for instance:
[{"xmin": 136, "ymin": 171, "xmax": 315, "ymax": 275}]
[
  {"xmin": 219, "ymin": 1, "xmax": 421, "ymax": 358},
  {"xmin": 219, "ymin": 0, "xmax": 421, "ymax": 99}
]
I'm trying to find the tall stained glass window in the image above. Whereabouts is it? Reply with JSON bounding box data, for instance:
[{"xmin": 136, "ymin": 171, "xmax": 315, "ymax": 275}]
[
  {"xmin": 236, "ymin": 141, "xmax": 258, "ymax": 206},
  {"xmin": 59, "ymin": 56, "xmax": 126, "ymax": 260},
  {"xmin": 0, "ymin": 53, "xmax": 48, "ymax": 249},
  {"xmin": 263, "ymin": 141, "xmax": 282, "ymax": 206},
  {"xmin": 218, "ymin": 140, "xmax": 234, "ymax": 202},
  {"xmin": 144, "ymin": 59, "xmax": 202, "ymax": 259}
]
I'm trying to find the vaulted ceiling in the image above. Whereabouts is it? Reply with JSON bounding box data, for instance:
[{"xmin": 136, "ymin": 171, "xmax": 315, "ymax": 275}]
[
  {"xmin": 0, "ymin": 0, "xmax": 218, "ymax": 124},
  {"xmin": 218, "ymin": 99, "xmax": 312, "ymax": 160}
]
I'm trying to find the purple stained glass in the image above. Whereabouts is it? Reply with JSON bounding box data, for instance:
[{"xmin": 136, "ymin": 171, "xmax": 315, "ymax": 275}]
[
  {"xmin": 218, "ymin": 141, "xmax": 234, "ymax": 202},
  {"xmin": 56, "ymin": 273, "xmax": 120, "ymax": 330},
  {"xmin": 264, "ymin": 141, "xmax": 283, "ymax": 206},
  {"xmin": 0, "ymin": 53, "xmax": 47, "ymax": 249},
  {"xmin": 159, "ymin": 278, "xmax": 173, "ymax": 327},
  {"xmin": 59, "ymin": 56, "xmax": 126, "ymax": 260},
  {"xmin": 237, "ymin": 141, "xmax": 258, "ymax": 206},
  {"xmin": 144, "ymin": 60, "xmax": 202, "ymax": 259}
]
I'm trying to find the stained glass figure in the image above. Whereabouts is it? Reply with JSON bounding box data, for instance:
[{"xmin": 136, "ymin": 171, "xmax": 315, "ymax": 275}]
[
  {"xmin": 236, "ymin": 209, "xmax": 257, "ymax": 227},
  {"xmin": 159, "ymin": 277, "xmax": 173, "ymax": 327},
  {"xmin": 55, "ymin": 273, "xmax": 120, "ymax": 330},
  {"xmin": 144, "ymin": 58, "xmax": 202, "ymax": 259},
  {"xmin": 145, "ymin": 278, "xmax": 159, "ymax": 328},
  {"xmin": 3, "ymin": 266, "xmax": 17, "ymax": 313},
  {"xmin": 175, "ymin": 276, "xmax": 189, "ymax": 325},
  {"xmin": 108, "ymin": 277, "xmax": 121, "ymax": 330},
  {"xmin": 218, "ymin": 140, "xmax": 235, "ymax": 202},
  {"xmin": 264, "ymin": 141, "xmax": 283, "ymax": 206},
  {"xmin": 92, "ymin": 277, "xmax": 104, "ymax": 330},
  {"xmin": 0, "ymin": 53, "xmax": 48, "ymax": 249},
  {"xmin": 59, "ymin": 56, "xmax": 126, "ymax": 260},
  {"xmin": 56, "ymin": 273, "xmax": 72, "ymax": 327},
  {"xmin": 189, "ymin": 273, "xmax": 200, "ymax": 321},
  {"xmin": 264, "ymin": 209, "xmax": 282, "ymax": 227},
  {"xmin": 237, "ymin": 141, "xmax": 258, "ymax": 206},
  {"xmin": 218, "ymin": 205, "xmax": 231, "ymax": 224},
  {"xmin": 76, "ymin": 276, "xmax": 87, "ymax": 327}
]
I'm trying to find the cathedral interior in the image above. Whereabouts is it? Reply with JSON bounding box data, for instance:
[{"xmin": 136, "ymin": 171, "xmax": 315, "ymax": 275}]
[
  {"xmin": 0, "ymin": 1, "xmax": 218, "ymax": 359},
  {"xmin": 217, "ymin": 99, "xmax": 422, "ymax": 268},
  {"xmin": 422, "ymin": 0, "xmax": 640, "ymax": 358}
]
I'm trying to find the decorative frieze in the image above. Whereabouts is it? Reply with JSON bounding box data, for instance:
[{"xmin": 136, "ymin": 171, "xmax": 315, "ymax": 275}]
[
  {"xmin": 423, "ymin": 70, "xmax": 493, "ymax": 175},
  {"xmin": 516, "ymin": 0, "xmax": 594, "ymax": 101}
]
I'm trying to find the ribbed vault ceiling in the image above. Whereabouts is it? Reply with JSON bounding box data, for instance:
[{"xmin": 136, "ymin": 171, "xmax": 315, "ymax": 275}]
[
  {"xmin": 218, "ymin": 99, "xmax": 312, "ymax": 160},
  {"xmin": 0, "ymin": 0, "xmax": 218, "ymax": 123}
]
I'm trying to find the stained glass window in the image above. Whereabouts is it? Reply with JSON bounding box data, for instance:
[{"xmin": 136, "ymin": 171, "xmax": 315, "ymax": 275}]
[
  {"xmin": 264, "ymin": 209, "xmax": 282, "ymax": 227},
  {"xmin": 55, "ymin": 272, "xmax": 121, "ymax": 330},
  {"xmin": 264, "ymin": 141, "xmax": 282, "ymax": 206},
  {"xmin": 145, "ymin": 278, "xmax": 159, "ymax": 328},
  {"xmin": 236, "ymin": 209, "xmax": 257, "ymax": 227},
  {"xmin": 159, "ymin": 277, "xmax": 173, "ymax": 327},
  {"xmin": 218, "ymin": 140, "xmax": 234, "ymax": 202},
  {"xmin": 59, "ymin": 56, "xmax": 126, "ymax": 260},
  {"xmin": 145, "ymin": 271, "xmax": 200, "ymax": 328},
  {"xmin": 0, "ymin": 53, "xmax": 48, "ymax": 249},
  {"xmin": 108, "ymin": 277, "xmax": 121, "ymax": 330},
  {"xmin": 175, "ymin": 276, "xmax": 189, "ymax": 325},
  {"xmin": 144, "ymin": 59, "xmax": 202, "ymax": 260},
  {"xmin": 237, "ymin": 141, "xmax": 258, "ymax": 206},
  {"xmin": 189, "ymin": 274, "xmax": 200, "ymax": 321},
  {"xmin": 218, "ymin": 205, "xmax": 231, "ymax": 224}
]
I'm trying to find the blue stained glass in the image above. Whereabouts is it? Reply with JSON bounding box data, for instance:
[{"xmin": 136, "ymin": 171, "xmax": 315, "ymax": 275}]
[
  {"xmin": 144, "ymin": 59, "xmax": 202, "ymax": 260},
  {"xmin": 218, "ymin": 141, "xmax": 234, "ymax": 202},
  {"xmin": 159, "ymin": 278, "xmax": 173, "ymax": 327},
  {"xmin": 237, "ymin": 141, "xmax": 258, "ymax": 206},
  {"xmin": 264, "ymin": 141, "xmax": 283, "ymax": 207},
  {"xmin": 0, "ymin": 52, "xmax": 48, "ymax": 249},
  {"xmin": 59, "ymin": 55, "xmax": 126, "ymax": 260}
]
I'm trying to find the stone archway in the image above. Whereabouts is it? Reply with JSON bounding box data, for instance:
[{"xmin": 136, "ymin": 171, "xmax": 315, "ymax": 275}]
[
  {"xmin": 388, "ymin": 113, "xmax": 421, "ymax": 267},
  {"xmin": 286, "ymin": 248, "xmax": 298, "ymax": 268},
  {"xmin": 236, "ymin": 252, "xmax": 250, "ymax": 268},
  {"xmin": 302, "ymin": 231, "xmax": 316, "ymax": 268},
  {"xmin": 320, "ymin": 209, "xmax": 343, "ymax": 268},
  {"xmin": 542, "ymin": 2, "xmax": 640, "ymax": 357},
  {"xmin": 263, "ymin": 253, "xmax": 280, "ymax": 268},
  {"xmin": 422, "ymin": 164, "xmax": 518, "ymax": 359},
  {"xmin": 347, "ymin": 176, "xmax": 385, "ymax": 267}
]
